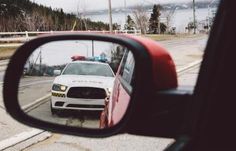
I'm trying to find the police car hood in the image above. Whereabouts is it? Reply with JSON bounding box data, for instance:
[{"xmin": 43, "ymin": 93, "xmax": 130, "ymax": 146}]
[{"xmin": 54, "ymin": 75, "xmax": 115, "ymax": 89}]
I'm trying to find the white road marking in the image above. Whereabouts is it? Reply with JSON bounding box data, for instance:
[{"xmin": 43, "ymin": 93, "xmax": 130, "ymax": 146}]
[
  {"xmin": 22, "ymin": 93, "xmax": 51, "ymax": 113},
  {"xmin": 177, "ymin": 60, "xmax": 202, "ymax": 74},
  {"xmin": 19, "ymin": 79, "xmax": 54, "ymax": 88},
  {"xmin": 0, "ymin": 60, "xmax": 9, "ymax": 67},
  {"xmin": 0, "ymin": 129, "xmax": 43, "ymax": 150}
]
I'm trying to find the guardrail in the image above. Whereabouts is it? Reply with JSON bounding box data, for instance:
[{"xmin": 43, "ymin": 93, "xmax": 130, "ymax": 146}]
[
  {"xmin": 0, "ymin": 30, "xmax": 142, "ymax": 35},
  {"xmin": 0, "ymin": 30, "xmax": 142, "ymax": 43}
]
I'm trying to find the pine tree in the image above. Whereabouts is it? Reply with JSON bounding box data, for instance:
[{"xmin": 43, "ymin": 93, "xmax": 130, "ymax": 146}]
[
  {"xmin": 149, "ymin": 4, "xmax": 162, "ymax": 34},
  {"xmin": 124, "ymin": 15, "xmax": 135, "ymax": 30}
]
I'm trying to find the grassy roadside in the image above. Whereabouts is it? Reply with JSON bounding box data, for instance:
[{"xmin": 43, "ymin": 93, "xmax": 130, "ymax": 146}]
[
  {"xmin": 0, "ymin": 47, "xmax": 18, "ymax": 60},
  {"xmin": 144, "ymin": 33, "xmax": 206, "ymax": 41}
]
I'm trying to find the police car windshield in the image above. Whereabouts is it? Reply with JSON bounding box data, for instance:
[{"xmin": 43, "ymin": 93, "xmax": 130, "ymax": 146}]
[{"xmin": 62, "ymin": 62, "xmax": 114, "ymax": 77}]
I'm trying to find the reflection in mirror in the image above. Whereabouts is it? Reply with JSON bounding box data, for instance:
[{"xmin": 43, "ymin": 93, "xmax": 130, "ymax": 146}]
[{"xmin": 18, "ymin": 40, "xmax": 135, "ymax": 129}]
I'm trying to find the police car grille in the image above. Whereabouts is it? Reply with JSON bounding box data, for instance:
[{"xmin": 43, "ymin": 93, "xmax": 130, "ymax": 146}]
[
  {"xmin": 67, "ymin": 87, "xmax": 106, "ymax": 99},
  {"xmin": 67, "ymin": 104, "xmax": 104, "ymax": 108}
]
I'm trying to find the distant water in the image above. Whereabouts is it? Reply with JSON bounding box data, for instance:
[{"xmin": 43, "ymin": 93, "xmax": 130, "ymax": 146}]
[{"xmin": 86, "ymin": 8, "xmax": 216, "ymax": 33}]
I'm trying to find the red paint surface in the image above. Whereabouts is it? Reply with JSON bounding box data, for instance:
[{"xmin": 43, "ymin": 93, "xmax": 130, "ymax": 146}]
[{"xmin": 122, "ymin": 35, "xmax": 178, "ymax": 90}]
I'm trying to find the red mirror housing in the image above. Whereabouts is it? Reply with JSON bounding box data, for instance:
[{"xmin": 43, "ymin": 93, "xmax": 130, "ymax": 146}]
[{"xmin": 125, "ymin": 35, "xmax": 178, "ymax": 90}]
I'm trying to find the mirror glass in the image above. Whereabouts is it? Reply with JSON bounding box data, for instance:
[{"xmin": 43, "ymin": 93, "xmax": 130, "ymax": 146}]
[{"xmin": 18, "ymin": 40, "xmax": 135, "ymax": 129}]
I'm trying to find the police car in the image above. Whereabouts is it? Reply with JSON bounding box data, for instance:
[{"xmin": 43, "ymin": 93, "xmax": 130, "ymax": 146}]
[{"xmin": 51, "ymin": 59, "xmax": 115, "ymax": 114}]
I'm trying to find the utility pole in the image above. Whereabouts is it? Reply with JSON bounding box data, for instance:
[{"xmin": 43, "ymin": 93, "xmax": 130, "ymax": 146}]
[
  {"xmin": 208, "ymin": 0, "xmax": 216, "ymax": 32},
  {"xmin": 193, "ymin": 0, "xmax": 196, "ymax": 34},
  {"xmin": 158, "ymin": 21, "xmax": 161, "ymax": 34},
  {"xmin": 108, "ymin": 0, "xmax": 113, "ymax": 33},
  {"xmin": 92, "ymin": 40, "xmax": 94, "ymax": 57},
  {"xmin": 207, "ymin": 5, "xmax": 210, "ymax": 32},
  {"xmin": 39, "ymin": 48, "xmax": 42, "ymax": 75},
  {"xmin": 124, "ymin": 0, "xmax": 127, "ymax": 29}
]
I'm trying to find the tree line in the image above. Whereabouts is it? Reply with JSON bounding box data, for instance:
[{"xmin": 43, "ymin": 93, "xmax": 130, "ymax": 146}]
[
  {"xmin": 124, "ymin": 4, "xmax": 176, "ymax": 34},
  {"xmin": 0, "ymin": 0, "xmax": 120, "ymax": 32}
]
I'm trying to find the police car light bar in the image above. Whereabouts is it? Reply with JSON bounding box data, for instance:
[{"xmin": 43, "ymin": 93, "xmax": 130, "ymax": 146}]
[{"xmin": 71, "ymin": 55, "xmax": 108, "ymax": 63}]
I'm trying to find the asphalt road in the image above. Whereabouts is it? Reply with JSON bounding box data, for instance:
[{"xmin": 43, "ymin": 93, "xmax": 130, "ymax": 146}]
[
  {"xmin": 27, "ymin": 99, "xmax": 100, "ymax": 129},
  {"xmin": 160, "ymin": 36, "xmax": 206, "ymax": 70},
  {"xmin": 0, "ymin": 60, "xmax": 8, "ymax": 82},
  {"xmin": 0, "ymin": 71, "xmax": 4, "ymax": 82},
  {"xmin": 0, "ymin": 35, "xmax": 207, "ymax": 151}
]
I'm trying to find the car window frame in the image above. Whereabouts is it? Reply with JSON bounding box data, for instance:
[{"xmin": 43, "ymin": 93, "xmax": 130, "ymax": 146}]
[{"xmin": 117, "ymin": 50, "xmax": 135, "ymax": 95}]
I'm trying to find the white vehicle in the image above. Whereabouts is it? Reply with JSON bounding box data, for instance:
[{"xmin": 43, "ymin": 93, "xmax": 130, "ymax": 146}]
[{"xmin": 51, "ymin": 61, "xmax": 115, "ymax": 114}]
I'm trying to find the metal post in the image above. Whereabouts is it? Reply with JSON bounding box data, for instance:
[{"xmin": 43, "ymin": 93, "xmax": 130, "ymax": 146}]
[
  {"xmin": 39, "ymin": 48, "xmax": 42, "ymax": 75},
  {"xmin": 193, "ymin": 0, "xmax": 196, "ymax": 34},
  {"xmin": 158, "ymin": 21, "xmax": 161, "ymax": 34},
  {"xmin": 208, "ymin": 0, "xmax": 216, "ymax": 32},
  {"xmin": 76, "ymin": 41, "xmax": 89, "ymax": 57},
  {"xmin": 25, "ymin": 31, "xmax": 29, "ymax": 41},
  {"xmin": 92, "ymin": 40, "xmax": 94, "ymax": 57},
  {"xmin": 208, "ymin": 5, "xmax": 210, "ymax": 32},
  {"xmin": 124, "ymin": 0, "xmax": 127, "ymax": 30},
  {"xmin": 108, "ymin": 0, "xmax": 113, "ymax": 33}
]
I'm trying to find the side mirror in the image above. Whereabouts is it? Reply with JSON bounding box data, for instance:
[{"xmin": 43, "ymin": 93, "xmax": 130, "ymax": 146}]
[
  {"xmin": 3, "ymin": 33, "xmax": 177, "ymax": 138},
  {"xmin": 53, "ymin": 69, "xmax": 61, "ymax": 76}
]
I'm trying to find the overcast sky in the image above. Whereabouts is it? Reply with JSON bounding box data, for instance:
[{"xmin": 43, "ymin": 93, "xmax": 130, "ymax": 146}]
[{"xmin": 31, "ymin": 0, "xmax": 202, "ymax": 12}]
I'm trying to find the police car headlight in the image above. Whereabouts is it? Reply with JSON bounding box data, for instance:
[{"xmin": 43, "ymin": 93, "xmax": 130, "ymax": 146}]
[
  {"xmin": 107, "ymin": 88, "xmax": 112, "ymax": 94},
  {"xmin": 52, "ymin": 84, "xmax": 68, "ymax": 92}
]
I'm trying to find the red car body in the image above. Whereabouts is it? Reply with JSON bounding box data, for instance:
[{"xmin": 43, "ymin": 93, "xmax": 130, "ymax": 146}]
[{"xmin": 100, "ymin": 35, "xmax": 178, "ymax": 128}]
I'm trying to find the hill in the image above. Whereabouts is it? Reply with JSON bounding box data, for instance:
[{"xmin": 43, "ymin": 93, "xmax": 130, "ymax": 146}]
[{"xmin": 0, "ymin": 0, "xmax": 119, "ymax": 32}]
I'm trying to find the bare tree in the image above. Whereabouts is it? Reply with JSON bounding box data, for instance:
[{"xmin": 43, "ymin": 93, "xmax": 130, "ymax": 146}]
[
  {"xmin": 81, "ymin": 6, "xmax": 88, "ymax": 30},
  {"xmin": 17, "ymin": 13, "xmax": 35, "ymax": 31},
  {"xmin": 162, "ymin": 7, "xmax": 176, "ymax": 33},
  {"xmin": 76, "ymin": 1, "xmax": 87, "ymax": 31},
  {"xmin": 33, "ymin": 11, "xmax": 47, "ymax": 31},
  {"xmin": 18, "ymin": 11, "xmax": 46, "ymax": 31},
  {"xmin": 132, "ymin": 5, "xmax": 149, "ymax": 35}
]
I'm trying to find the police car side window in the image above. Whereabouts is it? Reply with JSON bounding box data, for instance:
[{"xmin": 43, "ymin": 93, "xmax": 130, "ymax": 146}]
[
  {"xmin": 121, "ymin": 51, "xmax": 135, "ymax": 84},
  {"xmin": 119, "ymin": 49, "xmax": 129, "ymax": 76}
]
